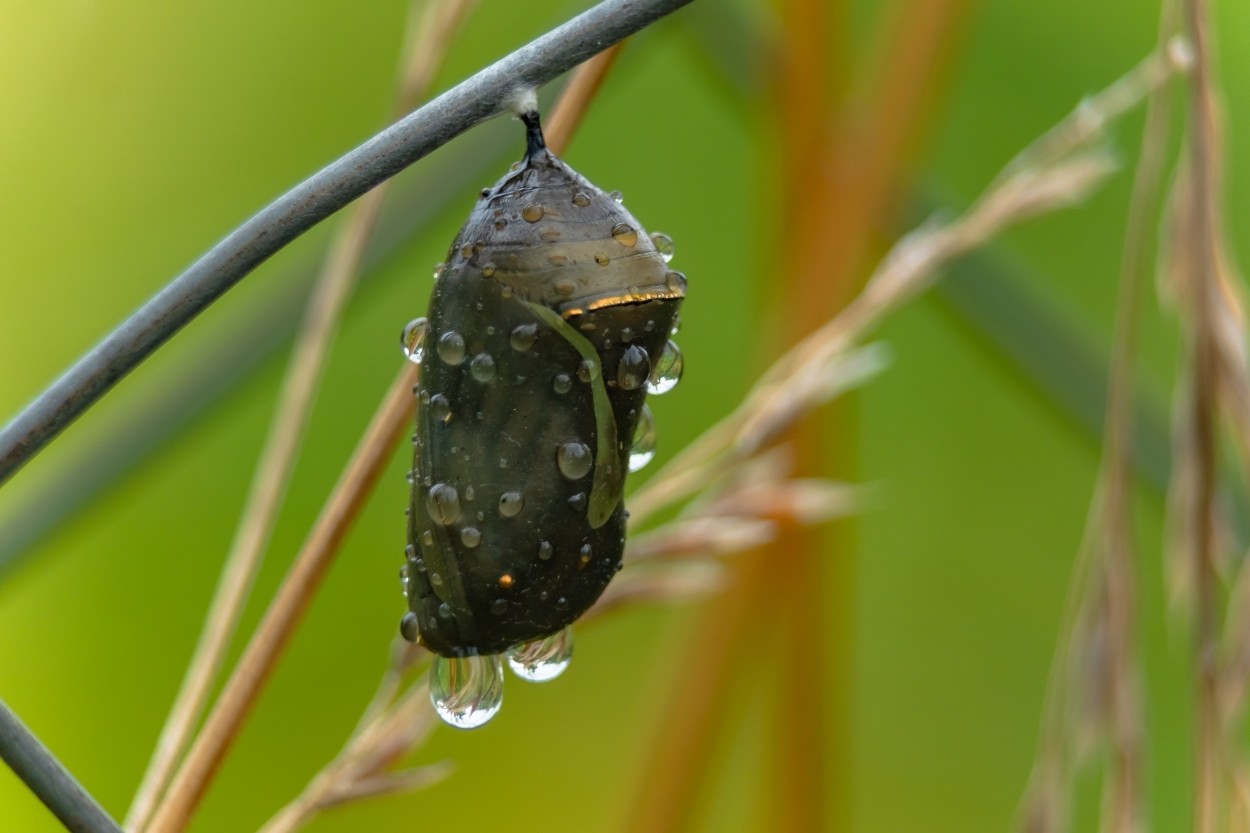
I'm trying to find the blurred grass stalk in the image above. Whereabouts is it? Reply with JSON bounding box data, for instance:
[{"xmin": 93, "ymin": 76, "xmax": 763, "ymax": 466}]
[{"xmin": 124, "ymin": 2, "xmax": 478, "ymax": 830}]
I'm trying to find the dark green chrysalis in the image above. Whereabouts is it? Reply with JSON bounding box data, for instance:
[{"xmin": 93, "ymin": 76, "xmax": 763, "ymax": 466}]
[{"xmin": 403, "ymin": 112, "xmax": 685, "ymax": 658}]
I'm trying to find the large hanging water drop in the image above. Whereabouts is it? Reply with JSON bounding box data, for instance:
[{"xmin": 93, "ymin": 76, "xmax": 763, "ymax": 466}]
[
  {"xmin": 647, "ymin": 340, "xmax": 683, "ymax": 395},
  {"xmin": 650, "ymin": 232, "xmax": 675, "ymax": 263},
  {"xmin": 429, "ymin": 654, "xmax": 505, "ymax": 729},
  {"xmin": 506, "ymin": 628, "xmax": 573, "ymax": 682},
  {"xmin": 629, "ymin": 405, "xmax": 657, "ymax": 472},
  {"xmin": 400, "ymin": 318, "xmax": 428, "ymax": 364}
]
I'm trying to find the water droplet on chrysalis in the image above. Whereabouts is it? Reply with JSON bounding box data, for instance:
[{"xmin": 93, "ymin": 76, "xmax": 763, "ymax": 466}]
[
  {"xmin": 510, "ymin": 323, "xmax": 538, "ymax": 352},
  {"xmin": 425, "ymin": 483, "xmax": 461, "ymax": 525},
  {"xmin": 522, "ymin": 202, "xmax": 544, "ymax": 222},
  {"xmin": 429, "ymin": 393, "xmax": 452, "ymax": 424},
  {"xmin": 556, "ymin": 442, "xmax": 593, "ymax": 480},
  {"xmin": 629, "ymin": 405, "xmax": 657, "ymax": 472},
  {"xmin": 470, "ymin": 353, "xmax": 496, "ymax": 382},
  {"xmin": 400, "ymin": 318, "xmax": 428, "ymax": 364},
  {"xmin": 611, "ymin": 223, "xmax": 638, "ymax": 247},
  {"xmin": 572, "ymin": 192, "xmax": 590, "ymax": 207},
  {"xmin": 436, "ymin": 331, "xmax": 467, "ymax": 366},
  {"xmin": 647, "ymin": 340, "xmax": 683, "ymax": 394},
  {"xmin": 553, "ymin": 373, "xmax": 572, "ymax": 394},
  {"xmin": 499, "ymin": 491, "xmax": 524, "ymax": 518},
  {"xmin": 506, "ymin": 628, "xmax": 573, "ymax": 682},
  {"xmin": 429, "ymin": 654, "xmax": 504, "ymax": 729},
  {"xmin": 460, "ymin": 527, "xmax": 482, "ymax": 548},
  {"xmin": 616, "ymin": 344, "xmax": 650, "ymax": 391},
  {"xmin": 650, "ymin": 232, "xmax": 675, "ymax": 262}
]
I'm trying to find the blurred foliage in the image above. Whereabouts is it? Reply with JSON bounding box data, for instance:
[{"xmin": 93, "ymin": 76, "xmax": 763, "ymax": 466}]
[{"xmin": 0, "ymin": 0, "xmax": 1245, "ymax": 831}]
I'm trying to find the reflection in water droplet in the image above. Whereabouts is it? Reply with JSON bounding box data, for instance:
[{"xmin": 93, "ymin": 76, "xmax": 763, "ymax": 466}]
[
  {"xmin": 553, "ymin": 373, "xmax": 572, "ymax": 394},
  {"xmin": 425, "ymin": 483, "xmax": 461, "ymax": 525},
  {"xmin": 650, "ymin": 232, "xmax": 675, "ymax": 262},
  {"xmin": 429, "ymin": 654, "xmax": 505, "ymax": 729},
  {"xmin": 400, "ymin": 318, "xmax": 428, "ymax": 363},
  {"xmin": 616, "ymin": 344, "xmax": 650, "ymax": 391},
  {"xmin": 630, "ymin": 405, "xmax": 657, "ymax": 472},
  {"xmin": 665, "ymin": 270, "xmax": 687, "ymax": 294},
  {"xmin": 429, "ymin": 393, "xmax": 452, "ymax": 424},
  {"xmin": 506, "ymin": 628, "xmax": 573, "ymax": 682},
  {"xmin": 572, "ymin": 192, "xmax": 591, "ymax": 207},
  {"xmin": 460, "ymin": 527, "xmax": 481, "ymax": 548},
  {"xmin": 470, "ymin": 353, "xmax": 496, "ymax": 382},
  {"xmin": 556, "ymin": 442, "xmax": 593, "ymax": 480},
  {"xmin": 576, "ymin": 359, "xmax": 600, "ymax": 384},
  {"xmin": 399, "ymin": 612, "xmax": 419, "ymax": 643},
  {"xmin": 521, "ymin": 202, "xmax": 544, "ymax": 222},
  {"xmin": 611, "ymin": 223, "xmax": 638, "ymax": 247},
  {"xmin": 647, "ymin": 341, "xmax": 683, "ymax": 395},
  {"xmin": 480, "ymin": 262, "xmax": 496, "ymax": 277},
  {"xmin": 510, "ymin": 323, "xmax": 538, "ymax": 352},
  {"xmin": 499, "ymin": 491, "xmax": 524, "ymax": 518},
  {"xmin": 436, "ymin": 331, "xmax": 466, "ymax": 365}
]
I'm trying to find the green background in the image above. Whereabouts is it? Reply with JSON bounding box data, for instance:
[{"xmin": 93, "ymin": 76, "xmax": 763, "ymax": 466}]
[{"xmin": 0, "ymin": 0, "xmax": 1240, "ymax": 830}]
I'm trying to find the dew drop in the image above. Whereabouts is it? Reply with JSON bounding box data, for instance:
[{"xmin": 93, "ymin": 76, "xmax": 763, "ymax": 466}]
[
  {"xmin": 555, "ymin": 279, "xmax": 576, "ymax": 296},
  {"xmin": 548, "ymin": 253, "xmax": 569, "ymax": 266},
  {"xmin": 399, "ymin": 612, "xmax": 419, "ymax": 643},
  {"xmin": 611, "ymin": 223, "xmax": 638, "ymax": 247},
  {"xmin": 616, "ymin": 344, "xmax": 651, "ymax": 391},
  {"xmin": 647, "ymin": 340, "xmax": 683, "ymax": 395},
  {"xmin": 579, "ymin": 544, "xmax": 593, "ymax": 566},
  {"xmin": 499, "ymin": 491, "xmax": 524, "ymax": 518},
  {"xmin": 510, "ymin": 323, "xmax": 538, "ymax": 352},
  {"xmin": 494, "ymin": 218, "xmax": 507, "ymax": 230},
  {"xmin": 593, "ymin": 252, "xmax": 610, "ymax": 266},
  {"xmin": 576, "ymin": 359, "xmax": 600, "ymax": 383},
  {"xmin": 567, "ymin": 492, "xmax": 587, "ymax": 512},
  {"xmin": 425, "ymin": 483, "xmax": 461, "ymax": 525},
  {"xmin": 540, "ymin": 227, "xmax": 561, "ymax": 242},
  {"xmin": 460, "ymin": 527, "xmax": 482, "ymax": 548},
  {"xmin": 620, "ymin": 327, "xmax": 636, "ymax": 343},
  {"xmin": 665, "ymin": 270, "xmax": 688, "ymax": 295},
  {"xmin": 429, "ymin": 654, "xmax": 504, "ymax": 729},
  {"xmin": 429, "ymin": 393, "xmax": 452, "ymax": 424},
  {"xmin": 608, "ymin": 190, "xmax": 624, "ymax": 203},
  {"xmin": 421, "ymin": 531, "xmax": 434, "ymax": 548},
  {"xmin": 572, "ymin": 192, "xmax": 591, "ymax": 207},
  {"xmin": 556, "ymin": 442, "xmax": 593, "ymax": 480},
  {"xmin": 553, "ymin": 373, "xmax": 572, "ymax": 394},
  {"xmin": 490, "ymin": 598, "xmax": 509, "ymax": 615},
  {"xmin": 400, "ymin": 318, "xmax": 428, "ymax": 364},
  {"xmin": 506, "ymin": 628, "xmax": 574, "ymax": 682},
  {"xmin": 470, "ymin": 353, "xmax": 496, "ymax": 382},
  {"xmin": 438, "ymin": 602, "xmax": 453, "ymax": 619},
  {"xmin": 521, "ymin": 202, "xmax": 544, "ymax": 223},
  {"xmin": 629, "ymin": 405, "xmax": 657, "ymax": 472},
  {"xmin": 650, "ymin": 232, "xmax": 675, "ymax": 262},
  {"xmin": 436, "ymin": 331, "xmax": 467, "ymax": 366},
  {"xmin": 460, "ymin": 243, "xmax": 475, "ymax": 259},
  {"xmin": 480, "ymin": 262, "xmax": 496, "ymax": 278},
  {"xmin": 464, "ymin": 485, "xmax": 475, "ymax": 501},
  {"xmin": 538, "ymin": 540, "xmax": 553, "ymax": 560}
]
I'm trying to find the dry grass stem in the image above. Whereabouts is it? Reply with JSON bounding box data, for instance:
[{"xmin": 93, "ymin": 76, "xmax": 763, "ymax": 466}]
[
  {"xmin": 144, "ymin": 362, "xmax": 420, "ymax": 833},
  {"xmin": 125, "ymin": 3, "xmax": 475, "ymax": 831}
]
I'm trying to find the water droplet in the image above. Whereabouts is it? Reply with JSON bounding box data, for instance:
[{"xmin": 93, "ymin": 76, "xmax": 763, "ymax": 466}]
[
  {"xmin": 576, "ymin": 359, "xmax": 600, "ymax": 383},
  {"xmin": 425, "ymin": 483, "xmax": 461, "ymax": 525},
  {"xmin": 522, "ymin": 202, "xmax": 544, "ymax": 222},
  {"xmin": 616, "ymin": 344, "xmax": 650, "ymax": 391},
  {"xmin": 429, "ymin": 654, "xmax": 504, "ymax": 729},
  {"xmin": 460, "ymin": 527, "xmax": 482, "ymax": 548},
  {"xmin": 421, "ymin": 530, "xmax": 434, "ymax": 548},
  {"xmin": 464, "ymin": 485, "xmax": 475, "ymax": 501},
  {"xmin": 499, "ymin": 491, "xmax": 524, "ymax": 518},
  {"xmin": 567, "ymin": 492, "xmax": 587, "ymax": 512},
  {"xmin": 470, "ymin": 353, "xmax": 496, "ymax": 382},
  {"xmin": 555, "ymin": 279, "xmax": 576, "ymax": 296},
  {"xmin": 432, "ymin": 264, "xmax": 446, "ymax": 280},
  {"xmin": 572, "ymin": 192, "xmax": 591, "ymax": 207},
  {"xmin": 400, "ymin": 318, "xmax": 428, "ymax": 363},
  {"xmin": 437, "ymin": 331, "xmax": 466, "ymax": 366},
  {"xmin": 429, "ymin": 393, "xmax": 452, "ymax": 423},
  {"xmin": 538, "ymin": 540, "xmax": 553, "ymax": 560},
  {"xmin": 480, "ymin": 262, "xmax": 496, "ymax": 277},
  {"xmin": 579, "ymin": 544, "xmax": 593, "ymax": 566},
  {"xmin": 548, "ymin": 253, "xmax": 569, "ymax": 266},
  {"xmin": 494, "ymin": 217, "xmax": 507, "ymax": 230},
  {"xmin": 460, "ymin": 243, "xmax": 475, "ymax": 259},
  {"xmin": 629, "ymin": 405, "xmax": 657, "ymax": 472},
  {"xmin": 557, "ymin": 442, "xmax": 593, "ymax": 480},
  {"xmin": 510, "ymin": 323, "xmax": 538, "ymax": 352},
  {"xmin": 647, "ymin": 340, "xmax": 683, "ymax": 395},
  {"xmin": 399, "ymin": 612, "xmax": 419, "ymax": 643},
  {"xmin": 608, "ymin": 190, "xmax": 624, "ymax": 203},
  {"xmin": 540, "ymin": 227, "xmax": 561, "ymax": 242},
  {"xmin": 593, "ymin": 252, "xmax": 610, "ymax": 266},
  {"xmin": 553, "ymin": 373, "xmax": 572, "ymax": 394},
  {"xmin": 506, "ymin": 628, "xmax": 573, "ymax": 682},
  {"xmin": 611, "ymin": 223, "xmax": 638, "ymax": 247},
  {"xmin": 491, "ymin": 598, "xmax": 508, "ymax": 615},
  {"xmin": 666, "ymin": 270, "xmax": 688, "ymax": 294},
  {"xmin": 399, "ymin": 563, "xmax": 411, "ymax": 597},
  {"xmin": 651, "ymin": 232, "xmax": 675, "ymax": 262},
  {"xmin": 620, "ymin": 327, "xmax": 636, "ymax": 343},
  {"xmin": 438, "ymin": 602, "xmax": 453, "ymax": 619}
]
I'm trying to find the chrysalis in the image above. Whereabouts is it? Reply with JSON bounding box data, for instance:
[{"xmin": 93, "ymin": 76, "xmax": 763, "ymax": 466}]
[{"xmin": 399, "ymin": 111, "xmax": 685, "ymax": 721}]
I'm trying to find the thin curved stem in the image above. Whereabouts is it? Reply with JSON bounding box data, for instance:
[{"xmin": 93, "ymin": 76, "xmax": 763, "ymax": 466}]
[{"xmin": 0, "ymin": 0, "xmax": 695, "ymax": 489}]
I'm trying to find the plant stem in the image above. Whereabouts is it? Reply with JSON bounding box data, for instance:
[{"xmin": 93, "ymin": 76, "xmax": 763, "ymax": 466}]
[
  {"xmin": 0, "ymin": 699, "xmax": 124, "ymax": 833},
  {"xmin": 0, "ymin": 0, "xmax": 694, "ymax": 490}
]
